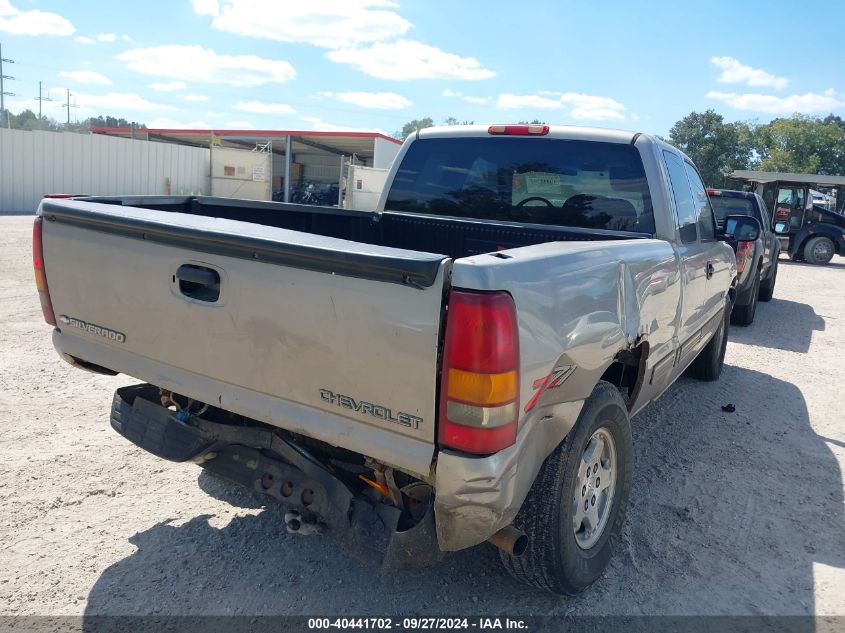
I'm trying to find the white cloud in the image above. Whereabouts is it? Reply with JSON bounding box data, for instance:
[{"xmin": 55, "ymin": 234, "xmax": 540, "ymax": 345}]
[
  {"xmin": 197, "ymin": 0, "xmax": 410, "ymax": 49},
  {"xmin": 148, "ymin": 117, "xmax": 212, "ymax": 128},
  {"xmin": 184, "ymin": 93, "xmax": 210, "ymax": 102},
  {"xmin": 442, "ymin": 90, "xmax": 489, "ymax": 105},
  {"xmin": 97, "ymin": 32, "xmax": 117, "ymax": 42},
  {"xmin": 497, "ymin": 93, "xmax": 562, "ymax": 109},
  {"xmin": 121, "ymin": 34, "xmax": 132, "ymax": 42},
  {"xmin": 149, "ymin": 81, "xmax": 188, "ymax": 92},
  {"xmin": 75, "ymin": 35, "xmax": 95, "ymax": 44},
  {"xmin": 710, "ymin": 56, "xmax": 789, "ymax": 90},
  {"xmin": 0, "ymin": 0, "xmax": 74, "ymax": 36},
  {"xmin": 118, "ymin": 45, "xmax": 295, "ymax": 87},
  {"xmin": 559, "ymin": 93, "xmax": 625, "ymax": 120},
  {"xmin": 73, "ymin": 92, "xmax": 178, "ymax": 113},
  {"xmin": 225, "ymin": 120, "xmax": 254, "ymax": 128},
  {"xmin": 497, "ymin": 92, "xmax": 625, "ymax": 121},
  {"xmin": 317, "ymin": 90, "xmax": 411, "ymax": 110},
  {"xmin": 327, "ymin": 40, "xmax": 494, "ymax": 81},
  {"xmin": 58, "ymin": 70, "xmax": 112, "ymax": 85},
  {"xmin": 234, "ymin": 100, "xmax": 296, "ymax": 115},
  {"xmin": 299, "ymin": 115, "xmax": 385, "ymax": 134},
  {"xmin": 706, "ymin": 89, "xmax": 845, "ymax": 114},
  {"xmin": 192, "ymin": 0, "xmax": 219, "ymax": 17}
]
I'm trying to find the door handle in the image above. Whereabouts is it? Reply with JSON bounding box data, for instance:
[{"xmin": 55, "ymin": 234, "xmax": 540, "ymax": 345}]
[
  {"xmin": 705, "ymin": 260, "xmax": 715, "ymax": 280},
  {"xmin": 175, "ymin": 264, "xmax": 221, "ymax": 302}
]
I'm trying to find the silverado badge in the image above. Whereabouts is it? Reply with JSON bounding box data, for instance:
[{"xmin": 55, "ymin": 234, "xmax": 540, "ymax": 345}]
[{"xmin": 58, "ymin": 315, "xmax": 126, "ymax": 343}]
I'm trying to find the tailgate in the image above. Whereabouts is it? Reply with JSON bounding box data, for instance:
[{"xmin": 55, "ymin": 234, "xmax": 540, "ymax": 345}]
[{"xmin": 41, "ymin": 200, "xmax": 450, "ymax": 473}]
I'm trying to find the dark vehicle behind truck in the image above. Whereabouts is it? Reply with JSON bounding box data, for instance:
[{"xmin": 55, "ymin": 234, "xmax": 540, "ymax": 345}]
[
  {"xmin": 730, "ymin": 170, "xmax": 845, "ymax": 265},
  {"xmin": 707, "ymin": 189, "xmax": 780, "ymax": 324}
]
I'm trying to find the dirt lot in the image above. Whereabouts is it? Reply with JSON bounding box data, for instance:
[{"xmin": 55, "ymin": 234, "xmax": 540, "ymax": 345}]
[{"xmin": 1, "ymin": 214, "xmax": 844, "ymax": 617}]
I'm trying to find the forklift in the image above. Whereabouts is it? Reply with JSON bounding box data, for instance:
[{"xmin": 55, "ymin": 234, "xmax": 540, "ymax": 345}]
[{"xmin": 729, "ymin": 170, "xmax": 845, "ymax": 265}]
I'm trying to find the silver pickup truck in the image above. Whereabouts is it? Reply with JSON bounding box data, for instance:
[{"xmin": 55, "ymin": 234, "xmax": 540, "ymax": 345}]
[{"xmin": 34, "ymin": 124, "xmax": 758, "ymax": 594}]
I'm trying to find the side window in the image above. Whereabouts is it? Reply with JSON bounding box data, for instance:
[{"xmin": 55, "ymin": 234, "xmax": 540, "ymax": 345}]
[
  {"xmin": 683, "ymin": 161, "xmax": 717, "ymax": 241},
  {"xmin": 662, "ymin": 151, "xmax": 698, "ymax": 243}
]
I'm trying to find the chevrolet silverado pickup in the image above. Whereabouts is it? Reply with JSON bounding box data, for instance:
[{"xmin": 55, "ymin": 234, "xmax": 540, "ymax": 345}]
[{"xmin": 34, "ymin": 124, "xmax": 757, "ymax": 594}]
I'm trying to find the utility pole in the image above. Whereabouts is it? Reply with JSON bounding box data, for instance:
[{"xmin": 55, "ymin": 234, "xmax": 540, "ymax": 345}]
[
  {"xmin": 62, "ymin": 88, "xmax": 78, "ymax": 125},
  {"xmin": 0, "ymin": 42, "xmax": 16, "ymax": 128},
  {"xmin": 35, "ymin": 81, "xmax": 53, "ymax": 120}
]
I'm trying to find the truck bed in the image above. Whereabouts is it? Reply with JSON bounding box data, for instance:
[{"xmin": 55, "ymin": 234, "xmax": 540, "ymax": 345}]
[{"xmin": 72, "ymin": 195, "xmax": 649, "ymax": 261}]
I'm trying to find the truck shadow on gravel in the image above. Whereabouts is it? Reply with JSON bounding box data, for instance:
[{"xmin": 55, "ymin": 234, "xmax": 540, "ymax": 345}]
[
  {"xmin": 83, "ymin": 368, "xmax": 845, "ymax": 620},
  {"xmin": 729, "ymin": 298, "xmax": 825, "ymax": 353}
]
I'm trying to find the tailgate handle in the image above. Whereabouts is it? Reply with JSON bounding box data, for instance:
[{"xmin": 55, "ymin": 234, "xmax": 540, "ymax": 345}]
[{"xmin": 175, "ymin": 265, "xmax": 220, "ymax": 302}]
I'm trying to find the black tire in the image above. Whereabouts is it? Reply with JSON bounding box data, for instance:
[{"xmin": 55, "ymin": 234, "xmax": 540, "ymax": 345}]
[
  {"xmin": 758, "ymin": 258, "xmax": 777, "ymax": 302},
  {"xmin": 499, "ymin": 381, "xmax": 632, "ymax": 594},
  {"xmin": 731, "ymin": 268, "xmax": 760, "ymax": 326},
  {"xmin": 803, "ymin": 236, "xmax": 835, "ymax": 265},
  {"xmin": 688, "ymin": 300, "xmax": 730, "ymax": 381}
]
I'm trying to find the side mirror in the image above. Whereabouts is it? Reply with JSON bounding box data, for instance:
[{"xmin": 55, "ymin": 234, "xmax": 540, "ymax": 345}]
[
  {"xmin": 774, "ymin": 221, "xmax": 789, "ymax": 234},
  {"xmin": 723, "ymin": 214, "xmax": 760, "ymax": 242}
]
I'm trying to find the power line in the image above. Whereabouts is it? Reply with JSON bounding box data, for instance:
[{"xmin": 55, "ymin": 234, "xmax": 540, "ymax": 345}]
[
  {"xmin": 0, "ymin": 42, "xmax": 16, "ymax": 128},
  {"xmin": 35, "ymin": 80, "xmax": 53, "ymax": 120},
  {"xmin": 62, "ymin": 88, "xmax": 79, "ymax": 125}
]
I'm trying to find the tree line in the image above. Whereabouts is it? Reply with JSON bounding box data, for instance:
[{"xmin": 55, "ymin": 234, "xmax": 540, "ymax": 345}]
[
  {"xmin": 395, "ymin": 111, "xmax": 845, "ymax": 187},
  {"xmin": 2, "ymin": 108, "xmax": 145, "ymax": 134}
]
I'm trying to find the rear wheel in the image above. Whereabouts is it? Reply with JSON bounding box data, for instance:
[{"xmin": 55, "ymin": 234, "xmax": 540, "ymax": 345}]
[
  {"xmin": 758, "ymin": 258, "xmax": 778, "ymax": 302},
  {"xmin": 803, "ymin": 236, "xmax": 835, "ymax": 265},
  {"xmin": 688, "ymin": 300, "xmax": 730, "ymax": 381},
  {"xmin": 732, "ymin": 268, "xmax": 760, "ymax": 326},
  {"xmin": 499, "ymin": 381, "xmax": 632, "ymax": 594}
]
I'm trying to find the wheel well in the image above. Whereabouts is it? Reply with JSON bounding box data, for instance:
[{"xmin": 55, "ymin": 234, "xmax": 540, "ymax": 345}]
[{"xmin": 600, "ymin": 343, "xmax": 647, "ymax": 408}]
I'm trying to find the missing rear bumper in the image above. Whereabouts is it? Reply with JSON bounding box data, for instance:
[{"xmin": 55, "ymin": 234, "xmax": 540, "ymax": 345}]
[{"xmin": 109, "ymin": 384, "xmax": 443, "ymax": 571}]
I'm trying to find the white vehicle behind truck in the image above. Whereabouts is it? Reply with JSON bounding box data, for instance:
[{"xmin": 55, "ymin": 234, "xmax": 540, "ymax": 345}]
[{"xmin": 34, "ymin": 124, "xmax": 759, "ymax": 593}]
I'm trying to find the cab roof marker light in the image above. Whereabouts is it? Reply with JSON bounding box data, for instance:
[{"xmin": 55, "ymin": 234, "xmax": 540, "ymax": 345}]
[{"xmin": 488, "ymin": 124, "xmax": 549, "ymax": 136}]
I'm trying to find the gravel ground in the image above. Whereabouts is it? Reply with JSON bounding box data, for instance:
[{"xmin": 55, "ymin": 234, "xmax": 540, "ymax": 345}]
[{"xmin": 1, "ymin": 214, "xmax": 844, "ymax": 617}]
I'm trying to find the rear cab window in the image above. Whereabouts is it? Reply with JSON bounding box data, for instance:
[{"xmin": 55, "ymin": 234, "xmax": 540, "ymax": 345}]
[{"xmin": 385, "ymin": 137, "xmax": 655, "ymax": 234}]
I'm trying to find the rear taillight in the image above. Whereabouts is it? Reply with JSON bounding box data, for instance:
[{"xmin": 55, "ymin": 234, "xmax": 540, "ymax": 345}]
[
  {"xmin": 32, "ymin": 217, "xmax": 56, "ymax": 325},
  {"xmin": 736, "ymin": 241, "xmax": 754, "ymax": 274},
  {"xmin": 438, "ymin": 290, "xmax": 519, "ymax": 454},
  {"xmin": 488, "ymin": 124, "xmax": 549, "ymax": 136}
]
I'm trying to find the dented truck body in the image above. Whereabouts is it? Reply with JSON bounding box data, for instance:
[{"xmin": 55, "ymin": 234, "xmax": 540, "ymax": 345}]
[{"xmin": 37, "ymin": 125, "xmax": 736, "ymax": 572}]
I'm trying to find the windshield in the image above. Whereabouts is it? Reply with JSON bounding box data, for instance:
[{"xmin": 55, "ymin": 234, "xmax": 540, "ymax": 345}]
[
  {"xmin": 385, "ymin": 137, "xmax": 655, "ymax": 234},
  {"xmin": 708, "ymin": 196, "xmax": 756, "ymax": 225}
]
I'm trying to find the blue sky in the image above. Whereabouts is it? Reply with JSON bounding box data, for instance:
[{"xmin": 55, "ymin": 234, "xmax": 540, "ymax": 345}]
[{"xmin": 1, "ymin": 0, "xmax": 844, "ymax": 137}]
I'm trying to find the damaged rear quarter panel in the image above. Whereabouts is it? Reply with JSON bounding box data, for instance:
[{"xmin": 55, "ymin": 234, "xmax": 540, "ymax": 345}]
[{"xmin": 434, "ymin": 238, "xmax": 681, "ymax": 550}]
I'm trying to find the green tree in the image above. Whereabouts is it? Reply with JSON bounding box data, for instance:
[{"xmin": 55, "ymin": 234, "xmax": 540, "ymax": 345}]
[
  {"xmin": 395, "ymin": 117, "xmax": 434, "ymax": 139},
  {"xmin": 4, "ymin": 109, "xmax": 146, "ymax": 133},
  {"xmin": 443, "ymin": 117, "xmax": 474, "ymax": 126},
  {"xmin": 754, "ymin": 115, "xmax": 845, "ymax": 175},
  {"xmin": 668, "ymin": 109, "xmax": 753, "ymax": 187},
  {"xmin": 6, "ymin": 109, "xmax": 60, "ymax": 131}
]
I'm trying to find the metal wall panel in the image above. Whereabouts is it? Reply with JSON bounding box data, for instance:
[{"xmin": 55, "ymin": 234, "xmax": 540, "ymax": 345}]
[{"xmin": 0, "ymin": 129, "xmax": 210, "ymax": 214}]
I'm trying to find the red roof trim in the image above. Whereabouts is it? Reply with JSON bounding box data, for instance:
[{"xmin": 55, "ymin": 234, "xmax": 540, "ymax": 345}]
[{"xmin": 89, "ymin": 127, "xmax": 402, "ymax": 145}]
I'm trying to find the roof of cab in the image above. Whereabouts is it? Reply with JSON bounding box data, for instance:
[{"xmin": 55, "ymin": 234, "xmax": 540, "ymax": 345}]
[{"xmin": 415, "ymin": 124, "xmax": 641, "ymax": 144}]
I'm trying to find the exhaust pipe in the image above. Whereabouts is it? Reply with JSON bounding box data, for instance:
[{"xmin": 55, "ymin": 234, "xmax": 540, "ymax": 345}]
[{"xmin": 488, "ymin": 525, "xmax": 528, "ymax": 557}]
